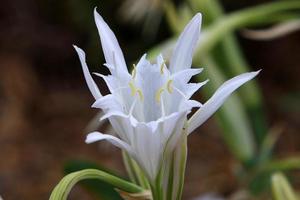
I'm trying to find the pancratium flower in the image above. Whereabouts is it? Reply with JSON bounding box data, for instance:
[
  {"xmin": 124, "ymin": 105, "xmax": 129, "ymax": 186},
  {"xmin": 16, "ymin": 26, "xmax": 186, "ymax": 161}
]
[{"xmin": 74, "ymin": 8, "xmax": 259, "ymax": 194}]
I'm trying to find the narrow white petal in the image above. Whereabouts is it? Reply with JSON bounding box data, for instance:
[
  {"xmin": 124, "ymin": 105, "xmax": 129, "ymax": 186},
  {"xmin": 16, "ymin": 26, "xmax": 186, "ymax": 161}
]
[
  {"xmin": 185, "ymin": 80, "xmax": 209, "ymax": 99},
  {"xmin": 94, "ymin": 8, "xmax": 128, "ymax": 74},
  {"xmin": 85, "ymin": 132, "xmax": 134, "ymax": 155},
  {"xmin": 169, "ymin": 13, "xmax": 202, "ymax": 73},
  {"xmin": 94, "ymin": 73, "xmax": 127, "ymax": 94},
  {"xmin": 73, "ymin": 45, "xmax": 102, "ymax": 99},
  {"xmin": 188, "ymin": 70, "xmax": 260, "ymax": 134},
  {"xmin": 92, "ymin": 94, "xmax": 121, "ymax": 110},
  {"xmin": 172, "ymin": 68, "xmax": 203, "ymax": 83}
]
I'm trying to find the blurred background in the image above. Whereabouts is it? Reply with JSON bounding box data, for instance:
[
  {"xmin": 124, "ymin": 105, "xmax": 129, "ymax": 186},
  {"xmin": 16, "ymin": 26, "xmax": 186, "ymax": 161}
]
[{"xmin": 0, "ymin": 0, "xmax": 299, "ymax": 199}]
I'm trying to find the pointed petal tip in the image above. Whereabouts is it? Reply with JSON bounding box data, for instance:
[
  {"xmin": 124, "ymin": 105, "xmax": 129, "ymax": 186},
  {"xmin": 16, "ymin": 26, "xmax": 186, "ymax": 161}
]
[
  {"xmin": 93, "ymin": 7, "xmax": 99, "ymax": 15},
  {"xmin": 73, "ymin": 45, "xmax": 86, "ymax": 58},
  {"xmin": 73, "ymin": 45, "xmax": 82, "ymax": 52},
  {"xmin": 94, "ymin": 7, "xmax": 105, "ymax": 24},
  {"xmin": 196, "ymin": 67, "xmax": 204, "ymax": 73},
  {"xmin": 249, "ymin": 69, "xmax": 261, "ymax": 78},
  {"xmin": 91, "ymin": 100, "xmax": 99, "ymax": 108},
  {"xmin": 194, "ymin": 13, "xmax": 202, "ymax": 22},
  {"xmin": 85, "ymin": 132, "xmax": 99, "ymax": 144},
  {"xmin": 203, "ymin": 79, "xmax": 209, "ymax": 84},
  {"xmin": 73, "ymin": 44, "xmax": 102, "ymax": 99},
  {"xmin": 141, "ymin": 53, "xmax": 147, "ymax": 60},
  {"xmin": 190, "ymin": 13, "xmax": 202, "ymax": 27}
]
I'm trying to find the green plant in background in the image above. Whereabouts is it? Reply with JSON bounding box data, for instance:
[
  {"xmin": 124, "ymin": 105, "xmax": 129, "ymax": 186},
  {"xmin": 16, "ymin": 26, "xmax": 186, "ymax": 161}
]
[
  {"xmin": 158, "ymin": 0, "xmax": 300, "ymax": 195},
  {"xmin": 50, "ymin": 0, "xmax": 300, "ymax": 199},
  {"xmin": 271, "ymin": 172, "xmax": 298, "ymax": 200}
]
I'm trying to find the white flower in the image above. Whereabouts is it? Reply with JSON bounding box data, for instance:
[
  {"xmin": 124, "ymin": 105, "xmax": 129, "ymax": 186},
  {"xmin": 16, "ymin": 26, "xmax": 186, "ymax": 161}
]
[{"xmin": 74, "ymin": 9, "xmax": 259, "ymax": 183}]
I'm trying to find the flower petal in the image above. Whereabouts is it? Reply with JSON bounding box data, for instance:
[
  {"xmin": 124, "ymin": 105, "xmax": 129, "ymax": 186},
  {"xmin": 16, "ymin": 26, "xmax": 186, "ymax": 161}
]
[
  {"xmin": 188, "ymin": 70, "xmax": 260, "ymax": 134},
  {"xmin": 172, "ymin": 68, "xmax": 203, "ymax": 83},
  {"xmin": 85, "ymin": 131, "xmax": 134, "ymax": 155},
  {"xmin": 169, "ymin": 13, "xmax": 202, "ymax": 73},
  {"xmin": 94, "ymin": 8, "xmax": 128, "ymax": 75},
  {"xmin": 73, "ymin": 45, "xmax": 102, "ymax": 99}
]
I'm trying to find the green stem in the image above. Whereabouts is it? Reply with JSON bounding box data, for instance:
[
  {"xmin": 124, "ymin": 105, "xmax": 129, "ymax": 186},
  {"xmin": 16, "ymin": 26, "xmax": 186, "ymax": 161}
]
[{"xmin": 122, "ymin": 151, "xmax": 150, "ymax": 189}]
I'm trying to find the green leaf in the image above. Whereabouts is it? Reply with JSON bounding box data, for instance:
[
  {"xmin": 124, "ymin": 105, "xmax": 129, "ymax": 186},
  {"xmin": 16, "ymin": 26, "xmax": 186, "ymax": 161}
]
[
  {"xmin": 247, "ymin": 157, "xmax": 300, "ymax": 194},
  {"xmin": 196, "ymin": 1, "xmax": 300, "ymax": 58},
  {"xmin": 272, "ymin": 172, "xmax": 297, "ymax": 200},
  {"xmin": 63, "ymin": 160, "xmax": 123, "ymax": 200},
  {"xmin": 50, "ymin": 167, "xmax": 144, "ymax": 200}
]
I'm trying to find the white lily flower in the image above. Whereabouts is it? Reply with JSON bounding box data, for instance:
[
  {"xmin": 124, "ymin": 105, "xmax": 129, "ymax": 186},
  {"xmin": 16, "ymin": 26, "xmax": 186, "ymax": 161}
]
[{"xmin": 74, "ymin": 9, "xmax": 260, "ymax": 183}]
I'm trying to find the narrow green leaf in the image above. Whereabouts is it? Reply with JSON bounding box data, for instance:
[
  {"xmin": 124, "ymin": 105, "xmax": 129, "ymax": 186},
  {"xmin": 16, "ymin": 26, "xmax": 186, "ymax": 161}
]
[
  {"xmin": 272, "ymin": 172, "xmax": 297, "ymax": 200},
  {"xmin": 247, "ymin": 157, "xmax": 300, "ymax": 194},
  {"xmin": 63, "ymin": 160, "xmax": 123, "ymax": 200},
  {"xmin": 196, "ymin": 1, "xmax": 300, "ymax": 58},
  {"xmin": 50, "ymin": 169, "xmax": 144, "ymax": 200}
]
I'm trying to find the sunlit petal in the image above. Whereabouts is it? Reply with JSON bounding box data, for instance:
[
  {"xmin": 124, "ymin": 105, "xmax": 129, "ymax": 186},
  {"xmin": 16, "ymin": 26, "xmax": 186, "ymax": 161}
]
[
  {"xmin": 169, "ymin": 13, "xmax": 202, "ymax": 73},
  {"xmin": 85, "ymin": 132, "xmax": 134, "ymax": 155},
  {"xmin": 94, "ymin": 8, "xmax": 129, "ymax": 76},
  {"xmin": 73, "ymin": 45, "xmax": 102, "ymax": 99}
]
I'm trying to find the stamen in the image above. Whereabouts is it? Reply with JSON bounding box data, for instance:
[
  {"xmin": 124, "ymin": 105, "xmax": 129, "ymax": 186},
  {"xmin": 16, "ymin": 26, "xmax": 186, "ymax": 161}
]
[
  {"xmin": 131, "ymin": 64, "xmax": 137, "ymax": 79},
  {"xmin": 129, "ymin": 81, "xmax": 136, "ymax": 96},
  {"xmin": 136, "ymin": 89, "xmax": 144, "ymax": 101},
  {"xmin": 129, "ymin": 81, "xmax": 144, "ymax": 101},
  {"xmin": 160, "ymin": 61, "xmax": 165, "ymax": 74},
  {"xmin": 167, "ymin": 80, "xmax": 174, "ymax": 93},
  {"xmin": 155, "ymin": 88, "xmax": 165, "ymax": 103}
]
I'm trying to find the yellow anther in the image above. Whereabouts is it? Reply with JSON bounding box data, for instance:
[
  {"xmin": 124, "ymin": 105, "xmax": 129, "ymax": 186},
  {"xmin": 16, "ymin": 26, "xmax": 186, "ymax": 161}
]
[
  {"xmin": 129, "ymin": 81, "xmax": 136, "ymax": 96},
  {"xmin": 160, "ymin": 61, "xmax": 165, "ymax": 74},
  {"xmin": 136, "ymin": 89, "xmax": 144, "ymax": 101},
  {"xmin": 155, "ymin": 88, "xmax": 165, "ymax": 103},
  {"xmin": 131, "ymin": 64, "xmax": 137, "ymax": 79},
  {"xmin": 129, "ymin": 81, "xmax": 144, "ymax": 101},
  {"xmin": 167, "ymin": 80, "xmax": 174, "ymax": 93}
]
